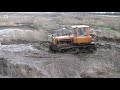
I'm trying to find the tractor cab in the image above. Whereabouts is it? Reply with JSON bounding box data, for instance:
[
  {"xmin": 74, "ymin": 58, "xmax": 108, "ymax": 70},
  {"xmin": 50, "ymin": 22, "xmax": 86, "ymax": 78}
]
[{"xmin": 71, "ymin": 25, "xmax": 90, "ymax": 36}]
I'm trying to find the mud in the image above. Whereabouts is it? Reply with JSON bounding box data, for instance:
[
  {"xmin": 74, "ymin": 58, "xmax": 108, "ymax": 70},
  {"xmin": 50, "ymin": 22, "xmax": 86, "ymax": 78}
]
[
  {"xmin": 97, "ymin": 36, "xmax": 120, "ymax": 43},
  {"xmin": 0, "ymin": 26, "xmax": 120, "ymax": 78},
  {"xmin": 0, "ymin": 41, "xmax": 120, "ymax": 78}
]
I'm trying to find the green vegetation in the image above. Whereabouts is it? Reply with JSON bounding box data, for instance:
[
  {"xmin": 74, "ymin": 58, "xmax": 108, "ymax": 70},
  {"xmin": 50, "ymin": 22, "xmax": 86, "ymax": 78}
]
[
  {"xmin": 0, "ymin": 13, "xmax": 120, "ymax": 37},
  {"xmin": 52, "ymin": 15, "xmax": 120, "ymax": 33}
]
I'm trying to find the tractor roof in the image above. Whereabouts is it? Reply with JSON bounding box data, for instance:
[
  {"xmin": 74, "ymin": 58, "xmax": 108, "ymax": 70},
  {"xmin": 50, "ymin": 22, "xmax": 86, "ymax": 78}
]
[{"xmin": 71, "ymin": 25, "xmax": 89, "ymax": 28}]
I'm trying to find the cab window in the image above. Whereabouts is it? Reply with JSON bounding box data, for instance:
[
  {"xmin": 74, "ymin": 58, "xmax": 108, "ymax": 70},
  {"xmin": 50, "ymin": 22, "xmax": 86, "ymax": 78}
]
[
  {"xmin": 78, "ymin": 28, "xmax": 86, "ymax": 36},
  {"xmin": 74, "ymin": 29, "xmax": 77, "ymax": 35}
]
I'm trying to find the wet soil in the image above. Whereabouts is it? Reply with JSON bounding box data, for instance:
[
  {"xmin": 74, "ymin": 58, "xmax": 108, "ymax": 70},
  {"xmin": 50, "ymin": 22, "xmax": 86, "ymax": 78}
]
[{"xmin": 0, "ymin": 41, "xmax": 120, "ymax": 78}]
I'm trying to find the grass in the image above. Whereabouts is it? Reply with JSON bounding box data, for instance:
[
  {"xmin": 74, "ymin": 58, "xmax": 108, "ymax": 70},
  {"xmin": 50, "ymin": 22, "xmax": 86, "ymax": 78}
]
[
  {"xmin": 0, "ymin": 13, "xmax": 120, "ymax": 41},
  {"xmin": 0, "ymin": 14, "xmax": 119, "ymax": 31}
]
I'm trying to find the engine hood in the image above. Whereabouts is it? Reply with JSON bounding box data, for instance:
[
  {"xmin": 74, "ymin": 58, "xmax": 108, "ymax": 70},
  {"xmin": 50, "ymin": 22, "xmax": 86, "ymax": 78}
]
[{"xmin": 53, "ymin": 35, "xmax": 73, "ymax": 40}]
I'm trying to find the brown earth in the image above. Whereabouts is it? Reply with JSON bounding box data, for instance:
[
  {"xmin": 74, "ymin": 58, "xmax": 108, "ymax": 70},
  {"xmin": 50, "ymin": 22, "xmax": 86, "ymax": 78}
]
[
  {"xmin": 0, "ymin": 39, "xmax": 120, "ymax": 78},
  {"xmin": 0, "ymin": 13, "xmax": 120, "ymax": 78}
]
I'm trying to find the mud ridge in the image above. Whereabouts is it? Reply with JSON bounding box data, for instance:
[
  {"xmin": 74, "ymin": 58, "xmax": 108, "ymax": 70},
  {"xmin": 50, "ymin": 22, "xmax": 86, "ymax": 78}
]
[
  {"xmin": 98, "ymin": 36, "xmax": 120, "ymax": 43},
  {"xmin": 0, "ymin": 58, "xmax": 45, "ymax": 78}
]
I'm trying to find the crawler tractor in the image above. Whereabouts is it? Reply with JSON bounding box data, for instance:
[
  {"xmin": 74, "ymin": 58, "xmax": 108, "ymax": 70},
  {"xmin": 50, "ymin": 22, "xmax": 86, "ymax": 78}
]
[{"xmin": 49, "ymin": 25, "xmax": 97, "ymax": 53}]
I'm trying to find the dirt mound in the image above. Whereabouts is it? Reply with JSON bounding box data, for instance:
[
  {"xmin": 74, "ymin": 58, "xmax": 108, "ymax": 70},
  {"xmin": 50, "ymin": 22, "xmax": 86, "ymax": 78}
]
[
  {"xmin": 0, "ymin": 57, "xmax": 46, "ymax": 78},
  {"xmin": 0, "ymin": 28, "xmax": 48, "ymax": 44},
  {"xmin": 98, "ymin": 36, "xmax": 120, "ymax": 43}
]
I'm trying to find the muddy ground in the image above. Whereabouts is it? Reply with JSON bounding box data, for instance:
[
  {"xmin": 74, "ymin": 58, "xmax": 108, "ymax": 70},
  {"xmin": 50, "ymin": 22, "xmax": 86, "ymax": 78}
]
[
  {"xmin": 1, "ymin": 13, "xmax": 120, "ymax": 78},
  {"xmin": 0, "ymin": 25, "xmax": 120, "ymax": 78},
  {"xmin": 0, "ymin": 39, "xmax": 120, "ymax": 78}
]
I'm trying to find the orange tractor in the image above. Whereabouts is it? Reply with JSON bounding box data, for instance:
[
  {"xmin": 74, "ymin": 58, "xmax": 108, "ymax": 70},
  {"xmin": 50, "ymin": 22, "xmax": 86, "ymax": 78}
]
[{"xmin": 49, "ymin": 25, "xmax": 97, "ymax": 53}]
